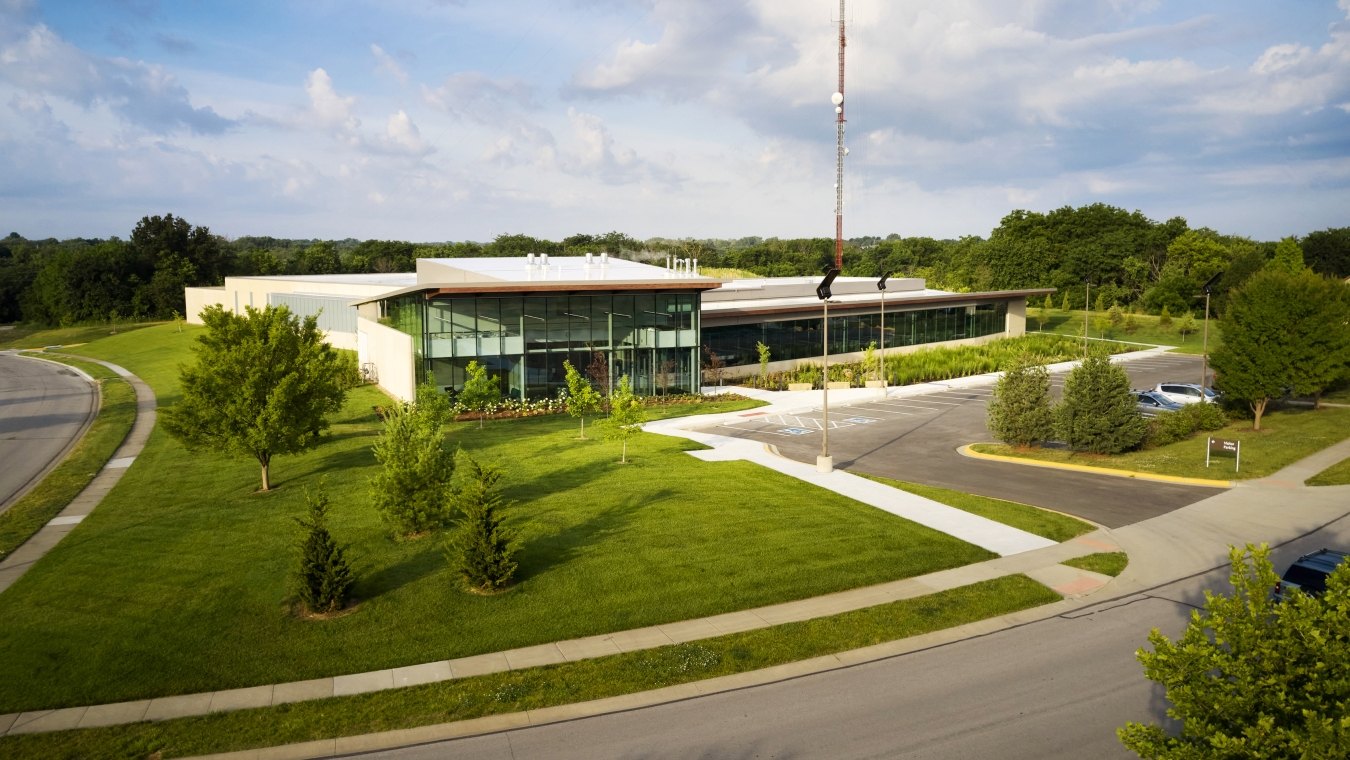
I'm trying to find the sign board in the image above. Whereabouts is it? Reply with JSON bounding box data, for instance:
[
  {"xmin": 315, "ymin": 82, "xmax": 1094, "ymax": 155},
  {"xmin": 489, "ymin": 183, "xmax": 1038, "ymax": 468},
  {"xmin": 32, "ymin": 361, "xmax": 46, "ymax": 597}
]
[{"xmin": 1206, "ymin": 437, "xmax": 1240, "ymax": 472}]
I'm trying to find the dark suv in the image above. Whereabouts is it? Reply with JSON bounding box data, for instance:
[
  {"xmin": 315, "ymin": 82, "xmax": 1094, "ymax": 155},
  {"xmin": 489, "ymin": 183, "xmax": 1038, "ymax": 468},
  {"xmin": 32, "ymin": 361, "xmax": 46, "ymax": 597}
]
[{"xmin": 1273, "ymin": 549, "xmax": 1348, "ymax": 601}]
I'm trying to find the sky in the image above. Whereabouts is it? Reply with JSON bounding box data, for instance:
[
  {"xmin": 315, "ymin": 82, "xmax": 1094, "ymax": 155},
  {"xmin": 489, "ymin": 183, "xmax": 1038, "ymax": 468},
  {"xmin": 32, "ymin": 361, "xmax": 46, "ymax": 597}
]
[{"xmin": 1, "ymin": 0, "xmax": 1348, "ymax": 244}]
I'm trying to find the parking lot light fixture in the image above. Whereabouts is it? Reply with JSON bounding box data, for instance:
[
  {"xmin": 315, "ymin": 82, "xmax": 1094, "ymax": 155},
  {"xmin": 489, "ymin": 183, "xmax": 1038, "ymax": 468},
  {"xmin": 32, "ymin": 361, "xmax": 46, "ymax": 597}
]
[
  {"xmin": 878, "ymin": 271, "xmax": 891, "ymax": 388},
  {"xmin": 817, "ymin": 268, "xmax": 840, "ymax": 473}
]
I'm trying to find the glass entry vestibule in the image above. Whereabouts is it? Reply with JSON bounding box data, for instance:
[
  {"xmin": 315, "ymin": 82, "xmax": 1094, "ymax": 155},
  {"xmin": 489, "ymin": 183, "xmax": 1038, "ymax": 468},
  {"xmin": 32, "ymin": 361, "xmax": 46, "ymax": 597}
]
[{"xmin": 417, "ymin": 291, "xmax": 701, "ymax": 399}]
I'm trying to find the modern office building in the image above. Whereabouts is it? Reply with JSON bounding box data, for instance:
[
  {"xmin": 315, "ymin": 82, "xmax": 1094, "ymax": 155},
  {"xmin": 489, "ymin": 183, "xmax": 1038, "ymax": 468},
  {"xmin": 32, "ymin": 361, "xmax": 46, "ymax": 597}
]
[{"xmin": 185, "ymin": 255, "xmax": 1050, "ymax": 401}]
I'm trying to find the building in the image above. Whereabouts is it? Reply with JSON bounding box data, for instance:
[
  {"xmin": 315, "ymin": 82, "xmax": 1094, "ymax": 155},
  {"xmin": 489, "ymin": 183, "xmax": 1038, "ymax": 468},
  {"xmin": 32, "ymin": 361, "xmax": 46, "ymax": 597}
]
[{"xmin": 185, "ymin": 256, "xmax": 1051, "ymax": 402}]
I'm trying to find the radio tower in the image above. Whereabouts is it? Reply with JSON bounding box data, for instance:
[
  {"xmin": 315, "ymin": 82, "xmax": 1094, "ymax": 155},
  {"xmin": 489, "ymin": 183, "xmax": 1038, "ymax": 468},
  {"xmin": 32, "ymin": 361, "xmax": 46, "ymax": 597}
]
[{"xmin": 831, "ymin": 0, "xmax": 847, "ymax": 271}]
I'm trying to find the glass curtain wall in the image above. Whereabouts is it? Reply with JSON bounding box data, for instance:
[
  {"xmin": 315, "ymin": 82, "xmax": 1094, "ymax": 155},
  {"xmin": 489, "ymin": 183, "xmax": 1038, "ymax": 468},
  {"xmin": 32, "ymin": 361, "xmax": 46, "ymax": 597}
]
[
  {"xmin": 704, "ymin": 302, "xmax": 1007, "ymax": 368},
  {"xmin": 414, "ymin": 291, "xmax": 701, "ymax": 399}
]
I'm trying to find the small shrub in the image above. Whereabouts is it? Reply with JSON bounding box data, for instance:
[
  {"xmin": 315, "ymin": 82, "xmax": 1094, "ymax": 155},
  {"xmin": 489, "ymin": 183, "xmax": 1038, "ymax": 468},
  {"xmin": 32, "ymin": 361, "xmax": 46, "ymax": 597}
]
[
  {"xmin": 446, "ymin": 451, "xmax": 518, "ymax": 594},
  {"xmin": 294, "ymin": 482, "xmax": 355, "ymax": 615}
]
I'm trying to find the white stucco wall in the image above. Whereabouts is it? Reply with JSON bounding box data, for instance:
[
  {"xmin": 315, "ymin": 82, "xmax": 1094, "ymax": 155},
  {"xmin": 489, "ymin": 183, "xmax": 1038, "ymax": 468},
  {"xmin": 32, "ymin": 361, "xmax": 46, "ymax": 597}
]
[
  {"xmin": 1006, "ymin": 298, "xmax": 1027, "ymax": 337},
  {"xmin": 357, "ymin": 316, "xmax": 415, "ymax": 402}
]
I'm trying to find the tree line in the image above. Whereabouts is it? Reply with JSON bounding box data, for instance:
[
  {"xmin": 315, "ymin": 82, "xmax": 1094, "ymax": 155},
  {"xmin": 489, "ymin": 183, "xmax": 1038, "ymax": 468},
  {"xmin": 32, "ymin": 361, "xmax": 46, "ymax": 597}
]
[{"xmin": 3, "ymin": 206, "xmax": 1347, "ymax": 326}]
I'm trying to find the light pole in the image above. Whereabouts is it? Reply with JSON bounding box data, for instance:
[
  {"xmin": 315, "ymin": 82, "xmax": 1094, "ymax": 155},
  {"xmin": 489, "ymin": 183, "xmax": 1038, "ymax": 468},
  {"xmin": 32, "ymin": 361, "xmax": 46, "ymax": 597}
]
[
  {"xmin": 817, "ymin": 268, "xmax": 840, "ymax": 473},
  {"xmin": 877, "ymin": 271, "xmax": 891, "ymax": 389},
  {"xmin": 1083, "ymin": 278, "xmax": 1091, "ymax": 359}
]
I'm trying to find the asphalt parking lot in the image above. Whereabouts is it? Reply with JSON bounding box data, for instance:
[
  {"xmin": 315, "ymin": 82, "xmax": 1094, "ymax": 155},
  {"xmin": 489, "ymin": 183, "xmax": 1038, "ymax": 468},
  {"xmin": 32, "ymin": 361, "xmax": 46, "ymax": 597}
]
[{"xmin": 698, "ymin": 350, "xmax": 1228, "ymax": 528}]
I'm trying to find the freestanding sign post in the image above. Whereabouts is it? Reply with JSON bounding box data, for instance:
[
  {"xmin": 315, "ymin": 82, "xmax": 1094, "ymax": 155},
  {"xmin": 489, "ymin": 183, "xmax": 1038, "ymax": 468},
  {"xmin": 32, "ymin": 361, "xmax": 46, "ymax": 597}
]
[{"xmin": 1207, "ymin": 437, "xmax": 1240, "ymax": 472}]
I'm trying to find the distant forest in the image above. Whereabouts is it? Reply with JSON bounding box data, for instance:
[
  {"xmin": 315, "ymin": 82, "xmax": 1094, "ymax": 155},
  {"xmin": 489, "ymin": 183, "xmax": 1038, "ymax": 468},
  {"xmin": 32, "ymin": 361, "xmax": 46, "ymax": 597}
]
[{"xmin": 2, "ymin": 205, "xmax": 1347, "ymax": 326}]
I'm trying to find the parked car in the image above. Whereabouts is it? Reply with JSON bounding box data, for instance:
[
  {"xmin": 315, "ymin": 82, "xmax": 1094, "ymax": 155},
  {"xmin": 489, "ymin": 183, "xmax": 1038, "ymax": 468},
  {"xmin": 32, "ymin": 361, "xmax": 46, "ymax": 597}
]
[
  {"xmin": 1134, "ymin": 390, "xmax": 1186, "ymax": 417},
  {"xmin": 1154, "ymin": 382, "xmax": 1222, "ymax": 405},
  {"xmin": 1273, "ymin": 549, "xmax": 1348, "ymax": 601}
]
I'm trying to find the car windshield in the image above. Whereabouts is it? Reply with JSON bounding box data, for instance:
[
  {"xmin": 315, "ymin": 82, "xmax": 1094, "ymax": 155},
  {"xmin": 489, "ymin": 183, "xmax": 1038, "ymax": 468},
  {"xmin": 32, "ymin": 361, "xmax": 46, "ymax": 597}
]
[{"xmin": 1283, "ymin": 565, "xmax": 1329, "ymax": 593}]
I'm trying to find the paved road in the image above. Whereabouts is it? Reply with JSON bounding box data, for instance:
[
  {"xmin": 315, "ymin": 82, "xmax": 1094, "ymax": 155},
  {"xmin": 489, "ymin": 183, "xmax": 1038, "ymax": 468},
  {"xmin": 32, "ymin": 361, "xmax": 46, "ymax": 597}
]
[
  {"xmin": 699, "ymin": 352, "xmax": 1224, "ymax": 527},
  {"xmin": 359, "ymin": 514, "xmax": 1350, "ymax": 760},
  {"xmin": 0, "ymin": 353, "xmax": 97, "ymax": 513}
]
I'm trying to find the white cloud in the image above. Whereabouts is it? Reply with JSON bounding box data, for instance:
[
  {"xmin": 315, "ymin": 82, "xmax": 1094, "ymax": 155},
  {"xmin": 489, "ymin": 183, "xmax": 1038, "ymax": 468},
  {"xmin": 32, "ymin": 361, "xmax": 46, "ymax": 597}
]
[
  {"xmin": 304, "ymin": 68, "xmax": 359, "ymax": 130},
  {"xmin": 371, "ymin": 43, "xmax": 409, "ymax": 85}
]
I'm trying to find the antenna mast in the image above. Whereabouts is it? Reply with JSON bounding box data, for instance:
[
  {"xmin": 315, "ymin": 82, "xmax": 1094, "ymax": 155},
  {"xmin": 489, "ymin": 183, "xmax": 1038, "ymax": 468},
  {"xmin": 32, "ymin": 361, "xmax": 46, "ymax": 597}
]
[{"xmin": 831, "ymin": 0, "xmax": 847, "ymax": 271}]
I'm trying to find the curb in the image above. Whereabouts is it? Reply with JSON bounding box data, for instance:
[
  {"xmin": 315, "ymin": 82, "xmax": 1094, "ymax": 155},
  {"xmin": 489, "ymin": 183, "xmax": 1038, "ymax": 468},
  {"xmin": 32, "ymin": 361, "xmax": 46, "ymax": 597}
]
[{"xmin": 958, "ymin": 444, "xmax": 1233, "ymax": 488}]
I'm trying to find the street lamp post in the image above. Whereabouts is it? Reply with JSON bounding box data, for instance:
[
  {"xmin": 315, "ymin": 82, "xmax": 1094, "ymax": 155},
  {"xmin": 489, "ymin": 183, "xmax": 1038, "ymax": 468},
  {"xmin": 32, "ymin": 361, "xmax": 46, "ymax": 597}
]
[
  {"xmin": 1083, "ymin": 279, "xmax": 1091, "ymax": 359},
  {"xmin": 877, "ymin": 272, "xmax": 891, "ymax": 389},
  {"xmin": 817, "ymin": 268, "xmax": 840, "ymax": 473},
  {"xmin": 1199, "ymin": 271, "xmax": 1223, "ymax": 390}
]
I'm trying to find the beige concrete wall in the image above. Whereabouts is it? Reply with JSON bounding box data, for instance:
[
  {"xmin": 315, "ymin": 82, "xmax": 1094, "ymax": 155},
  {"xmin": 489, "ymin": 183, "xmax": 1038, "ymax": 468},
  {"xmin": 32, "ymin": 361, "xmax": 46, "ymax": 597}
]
[
  {"xmin": 1006, "ymin": 298, "xmax": 1027, "ymax": 337},
  {"xmin": 358, "ymin": 316, "xmax": 416, "ymax": 402},
  {"xmin": 184, "ymin": 287, "xmax": 227, "ymax": 323}
]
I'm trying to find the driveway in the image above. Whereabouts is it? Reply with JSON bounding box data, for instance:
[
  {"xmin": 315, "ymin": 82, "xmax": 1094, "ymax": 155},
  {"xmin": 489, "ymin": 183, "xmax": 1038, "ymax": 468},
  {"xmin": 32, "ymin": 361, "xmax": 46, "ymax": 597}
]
[
  {"xmin": 695, "ymin": 351, "xmax": 1225, "ymax": 528},
  {"xmin": 0, "ymin": 353, "xmax": 97, "ymax": 513}
]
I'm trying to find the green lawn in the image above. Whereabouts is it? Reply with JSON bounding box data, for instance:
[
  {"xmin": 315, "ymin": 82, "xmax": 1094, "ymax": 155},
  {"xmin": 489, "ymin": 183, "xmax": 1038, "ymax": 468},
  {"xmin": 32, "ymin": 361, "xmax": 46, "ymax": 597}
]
[
  {"xmin": 973, "ymin": 405, "xmax": 1350, "ymax": 481},
  {"xmin": 0, "ymin": 574, "xmax": 1057, "ymax": 759},
  {"xmin": 1307, "ymin": 457, "xmax": 1350, "ymax": 486},
  {"xmin": 0, "ymin": 324, "xmax": 997, "ymax": 712},
  {"xmin": 1062, "ymin": 552, "xmax": 1129, "ymax": 577},
  {"xmin": 859, "ymin": 475, "xmax": 1096, "ymax": 541},
  {"xmin": 0, "ymin": 321, "xmax": 163, "ymax": 351},
  {"xmin": 0, "ymin": 357, "xmax": 137, "ymax": 561},
  {"xmin": 1029, "ymin": 310, "xmax": 1214, "ymax": 355}
]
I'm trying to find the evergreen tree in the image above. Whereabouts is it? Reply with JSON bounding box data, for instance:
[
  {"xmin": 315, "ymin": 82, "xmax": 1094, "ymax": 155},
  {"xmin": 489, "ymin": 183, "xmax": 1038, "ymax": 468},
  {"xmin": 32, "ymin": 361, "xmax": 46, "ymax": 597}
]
[
  {"xmin": 987, "ymin": 357, "xmax": 1054, "ymax": 446},
  {"xmin": 1157, "ymin": 305, "xmax": 1173, "ymax": 329},
  {"xmin": 1119, "ymin": 544, "xmax": 1350, "ymax": 759},
  {"xmin": 601, "ymin": 375, "xmax": 646, "ymax": 463},
  {"xmin": 445, "ymin": 451, "xmax": 518, "ymax": 593},
  {"xmin": 370, "ymin": 384, "xmax": 455, "ymax": 537},
  {"xmin": 459, "ymin": 360, "xmax": 501, "ymax": 429},
  {"xmin": 294, "ymin": 482, "xmax": 355, "ymax": 615},
  {"xmin": 1055, "ymin": 353, "xmax": 1147, "ymax": 453},
  {"xmin": 1060, "ymin": 291, "xmax": 1072, "ymax": 312},
  {"xmin": 563, "ymin": 359, "xmax": 601, "ymax": 439}
]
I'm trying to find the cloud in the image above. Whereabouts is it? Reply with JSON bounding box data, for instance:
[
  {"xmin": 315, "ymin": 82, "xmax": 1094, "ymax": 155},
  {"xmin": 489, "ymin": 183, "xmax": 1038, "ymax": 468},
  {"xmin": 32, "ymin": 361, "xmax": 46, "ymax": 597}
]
[
  {"xmin": 421, "ymin": 71, "xmax": 536, "ymax": 122},
  {"xmin": 371, "ymin": 43, "xmax": 409, "ymax": 85},
  {"xmin": 0, "ymin": 23, "xmax": 232, "ymax": 134},
  {"xmin": 154, "ymin": 32, "xmax": 198, "ymax": 55},
  {"xmin": 304, "ymin": 68, "xmax": 359, "ymax": 130},
  {"xmin": 559, "ymin": 107, "xmax": 680, "ymax": 186}
]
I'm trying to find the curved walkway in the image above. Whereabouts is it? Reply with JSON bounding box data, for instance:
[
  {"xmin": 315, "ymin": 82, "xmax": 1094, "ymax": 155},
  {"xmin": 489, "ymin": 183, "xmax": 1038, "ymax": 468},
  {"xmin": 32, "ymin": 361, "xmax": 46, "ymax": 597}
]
[
  {"xmin": 2, "ymin": 365, "xmax": 1348, "ymax": 755},
  {"xmin": 0, "ymin": 356, "xmax": 156, "ymax": 595}
]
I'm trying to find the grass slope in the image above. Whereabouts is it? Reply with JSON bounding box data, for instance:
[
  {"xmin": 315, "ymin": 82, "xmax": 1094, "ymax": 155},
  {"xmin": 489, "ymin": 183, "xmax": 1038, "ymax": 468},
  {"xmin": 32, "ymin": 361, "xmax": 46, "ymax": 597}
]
[
  {"xmin": 859, "ymin": 474, "xmax": 1096, "ymax": 541},
  {"xmin": 1029, "ymin": 310, "xmax": 1212, "ymax": 355},
  {"xmin": 0, "ymin": 324, "xmax": 996, "ymax": 712},
  {"xmin": 1307, "ymin": 457, "xmax": 1350, "ymax": 486},
  {"xmin": 0, "ymin": 575, "xmax": 1058, "ymax": 759}
]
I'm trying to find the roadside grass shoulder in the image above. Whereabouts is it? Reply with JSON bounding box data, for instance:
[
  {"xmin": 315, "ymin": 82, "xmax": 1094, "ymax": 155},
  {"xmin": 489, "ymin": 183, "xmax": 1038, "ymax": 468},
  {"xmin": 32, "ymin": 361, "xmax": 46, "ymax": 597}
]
[
  {"xmin": 0, "ymin": 574, "xmax": 1059, "ymax": 760},
  {"xmin": 972, "ymin": 405, "xmax": 1350, "ymax": 481},
  {"xmin": 0, "ymin": 326, "xmax": 995, "ymax": 712},
  {"xmin": 1306, "ymin": 457, "xmax": 1350, "ymax": 487},
  {"xmin": 0, "ymin": 357, "xmax": 137, "ymax": 560},
  {"xmin": 858, "ymin": 474, "xmax": 1095, "ymax": 542},
  {"xmin": 1061, "ymin": 552, "xmax": 1128, "ymax": 577}
]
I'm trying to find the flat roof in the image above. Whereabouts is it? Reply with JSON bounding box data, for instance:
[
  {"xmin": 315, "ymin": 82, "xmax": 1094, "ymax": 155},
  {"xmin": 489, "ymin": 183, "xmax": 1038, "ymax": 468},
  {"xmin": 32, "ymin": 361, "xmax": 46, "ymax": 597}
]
[{"xmin": 421, "ymin": 256, "xmax": 717, "ymax": 285}]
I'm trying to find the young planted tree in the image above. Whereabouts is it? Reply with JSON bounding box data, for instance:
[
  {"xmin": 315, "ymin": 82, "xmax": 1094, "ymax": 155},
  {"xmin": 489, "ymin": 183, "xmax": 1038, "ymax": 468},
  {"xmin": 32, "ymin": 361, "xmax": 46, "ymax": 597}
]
[
  {"xmin": 1055, "ymin": 353, "xmax": 1146, "ymax": 454},
  {"xmin": 459, "ymin": 360, "xmax": 501, "ymax": 429},
  {"xmin": 370, "ymin": 383, "xmax": 455, "ymax": 537},
  {"xmin": 1210, "ymin": 269, "xmax": 1350, "ymax": 427},
  {"xmin": 601, "ymin": 375, "xmax": 646, "ymax": 463},
  {"xmin": 563, "ymin": 358, "xmax": 601, "ymax": 439},
  {"xmin": 702, "ymin": 344, "xmax": 726, "ymax": 387},
  {"xmin": 1060, "ymin": 291, "xmax": 1071, "ymax": 312},
  {"xmin": 162, "ymin": 304, "xmax": 349, "ymax": 491},
  {"xmin": 756, "ymin": 340, "xmax": 771, "ymax": 383},
  {"xmin": 445, "ymin": 450, "xmax": 518, "ymax": 594},
  {"xmin": 293, "ymin": 481, "xmax": 355, "ymax": 615},
  {"xmin": 1118, "ymin": 544, "xmax": 1350, "ymax": 759},
  {"xmin": 987, "ymin": 357, "xmax": 1054, "ymax": 447},
  {"xmin": 1175, "ymin": 312, "xmax": 1196, "ymax": 341},
  {"xmin": 585, "ymin": 350, "xmax": 610, "ymax": 396},
  {"xmin": 1157, "ymin": 305, "xmax": 1173, "ymax": 329}
]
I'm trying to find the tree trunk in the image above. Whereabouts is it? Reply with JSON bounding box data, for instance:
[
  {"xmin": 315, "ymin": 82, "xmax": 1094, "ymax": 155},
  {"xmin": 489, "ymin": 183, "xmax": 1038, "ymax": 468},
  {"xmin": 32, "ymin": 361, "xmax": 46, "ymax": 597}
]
[
  {"xmin": 621, "ymin": 439, "xmax": 628, "ymax": 464},
  {"xmin": 579, "ymin": 416, "xmax": 586, "ymax": 440},
  {"xmin": 1251, "ymin": 398, "xmax": 1268, "ymax": 431},
  {"xmin": 260, "ymin": 457, "xmax": 271, "ymax": 491}
]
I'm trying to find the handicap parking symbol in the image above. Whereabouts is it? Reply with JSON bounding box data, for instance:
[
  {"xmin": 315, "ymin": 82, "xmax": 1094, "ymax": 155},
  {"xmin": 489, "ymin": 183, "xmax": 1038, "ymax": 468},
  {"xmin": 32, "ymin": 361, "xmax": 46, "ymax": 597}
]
[
  {"xmin": 843, "ymin": 417, "xmax": 878, "ymax": 424},
  {"xmin": 779, "ymin": 427, "xmax": 814, "ymax": 436}
]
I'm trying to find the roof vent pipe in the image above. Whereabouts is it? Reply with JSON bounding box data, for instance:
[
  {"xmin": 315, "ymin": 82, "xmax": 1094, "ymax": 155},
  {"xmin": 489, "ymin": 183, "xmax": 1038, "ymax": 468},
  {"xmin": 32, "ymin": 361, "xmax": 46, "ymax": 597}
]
[
  {"xmin": 693, "ymin": 258, "xmax": 699, "ymax": 276},
  {"xmin": 586, "ymin": 252, "xmax": 593, "ymax": 265},
  {"xmin": 527, "ymin": 252, "xmax": 535, "ymax": 267},
  {"xmin": 541, "ymin": 253, "xmax": 549, "ymax": 267}
]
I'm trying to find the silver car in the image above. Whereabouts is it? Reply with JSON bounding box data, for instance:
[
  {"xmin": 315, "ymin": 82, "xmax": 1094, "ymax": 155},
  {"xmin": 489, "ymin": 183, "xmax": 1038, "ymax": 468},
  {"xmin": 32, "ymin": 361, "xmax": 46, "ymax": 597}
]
[
  {"xmin": 1154, "ymin": 382, "xmax": 1221, "ymax": 405},
  {"xmin": 1135, "ymin": 390, "xmax": 1186, "ymax": 417}
]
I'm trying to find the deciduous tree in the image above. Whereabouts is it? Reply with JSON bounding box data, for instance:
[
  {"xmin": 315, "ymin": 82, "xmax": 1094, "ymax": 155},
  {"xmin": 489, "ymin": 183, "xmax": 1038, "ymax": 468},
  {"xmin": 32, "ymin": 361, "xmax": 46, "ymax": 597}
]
[
  {"xmin": 460, "ymin": 360, "xmax": 501, "ymax": 429},
  {"xmin": 162, "ymin": 304, "xmax": 348, "ymax": 491},
  {"xmin": 369, "ymin": 382, "xmax": 455, "ymax": 536},
  {"xmin": 563, "ymin": 359, "xmax": 601, "ymax": 439},
  {"xmin": 1118, "ymin": 544, "xmax": 1350, "ymax": 759},
  {"xmin": 601, "ymin": 375, "xmax": 646, "ymax": 463}
]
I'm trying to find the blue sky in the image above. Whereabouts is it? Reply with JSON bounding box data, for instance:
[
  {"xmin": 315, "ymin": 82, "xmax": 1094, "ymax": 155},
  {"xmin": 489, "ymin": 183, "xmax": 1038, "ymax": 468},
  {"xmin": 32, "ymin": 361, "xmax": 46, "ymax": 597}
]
[{"xmin": 2, "ymin": 0, "xmax": 1348, "ymax": 243}]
